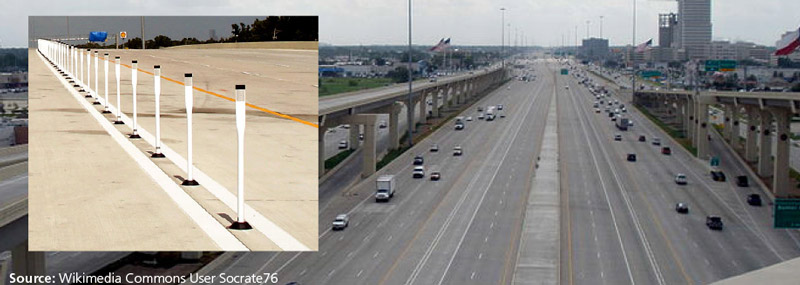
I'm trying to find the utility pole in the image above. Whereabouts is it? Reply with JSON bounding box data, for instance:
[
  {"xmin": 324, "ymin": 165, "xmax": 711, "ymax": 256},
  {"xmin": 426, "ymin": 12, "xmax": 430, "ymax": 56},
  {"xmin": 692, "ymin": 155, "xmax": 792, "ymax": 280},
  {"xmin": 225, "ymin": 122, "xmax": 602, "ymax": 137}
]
[
  {"xmin": 500, "ymin": 7, "xmax": 506, "ymax": 69},
  {"xmin": 141, "ymin": 16, "xmax": 145, "ymax": 50}
]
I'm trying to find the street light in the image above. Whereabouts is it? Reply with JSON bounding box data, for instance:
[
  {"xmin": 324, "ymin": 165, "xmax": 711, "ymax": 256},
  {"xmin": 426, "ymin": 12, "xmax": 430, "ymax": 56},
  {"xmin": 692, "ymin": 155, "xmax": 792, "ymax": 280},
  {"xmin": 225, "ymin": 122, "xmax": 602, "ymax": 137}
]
[
  {"xmin": 407, "ymin": 0, "xmax": 413, "ymax": 147},
  {"xmin": 500, "ymin": 7, "xmax": 506, "ymax": 69}
]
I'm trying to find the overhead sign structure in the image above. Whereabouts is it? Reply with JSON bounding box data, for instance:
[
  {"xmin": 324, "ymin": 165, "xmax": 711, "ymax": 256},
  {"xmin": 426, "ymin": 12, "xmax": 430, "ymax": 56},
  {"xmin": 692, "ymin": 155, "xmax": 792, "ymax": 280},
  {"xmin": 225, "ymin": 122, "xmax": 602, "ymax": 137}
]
[
  {"xmin": 774, "ymin": 198, "xmax": 800, "ymax": 228},
  {"xmin": 120, "ymin": 31, "xmax": 127, "ymax": 39},
  {"xmin": 704, "ymin": 60, "xmax": 737, "ymax": 72}
]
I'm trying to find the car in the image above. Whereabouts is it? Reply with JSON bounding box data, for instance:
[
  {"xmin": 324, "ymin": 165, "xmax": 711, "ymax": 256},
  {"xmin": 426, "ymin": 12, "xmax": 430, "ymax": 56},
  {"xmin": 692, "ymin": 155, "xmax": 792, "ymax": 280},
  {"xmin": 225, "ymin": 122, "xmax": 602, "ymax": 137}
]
[
  {"xmin": 638, "ymin": 135, "xmax": 646, "ymax": 142},
  {"xmin": 595, "ymin": 108, "xmax": 601, "ymax": 113},
  {"xmin": 500, "ymin": 112, "xmax": 506, "ymax": 118},
  {"xmin": 478, "ymin": 113, "xmax": 485, "ymax": 120},
  {"xmin": 455, "ymin": 122, "xmax": 465, "ymax": 130},
  {"xmin": 747, "ymin": 194, "xmax": 762, "ymax": 206},
  {"xmin": 332, "ymin": 214, "xmax": 349, "ymax": 231},
  {"xmin": 497, "ymin": 104, "xmax": 504, "ymax": 110},
  {"xmin": 430, "ymin": 77, "xmax": 438, "ymax": 82},
  {"xmin": 710, "ymin": 170, "xmax": 726, "ymax": 182},
  {"xmin": 413, "ymin": 166, "xmax": 425, "ymax": 178},
  {"xmin": 622, "ymin": 108, "xmax": 627, "ymax": 113},
  {"xmin": 379, "ymin": 121, "xmax": 387, "ymax": 128},
  {"xmin": 338, "ymin": 140, "xmax": 348, "ymax": 149},
  {"xmin": 614, "ymin": 109, "xmax": 620, "ymax": 114},
  {"xmin": 611, "ymin": 116, "xmax": 617, "ymax": 121},
  {"xmin": 675, "ymin": 173, "xmax": 688, "ymax": 185},
  {"xmin": 736, "ymin": 175, "xmax": 749, "ymax": 187},
  {"xmin": 413, "ymin": 155, "xmax": 424, "ymax": 165},
  {"xmin": 477, "ymin": 107, "xmax": 483, "ymax": 112},
  {"xmin": 565, "ymin": 85, "xmax": 569, "ymax": 89},
  {"xmin": 652, "ymin": 138, "xmax": 661, "ymax": 146},
  {"xmin": 614, "ymin": 134, "xmax": 622, "ymax": 141},
  {"xmin": 627, "ymin": 153, "xmax": 637, "ymax": 162},
  {"xmin": 706, "ymin": 216, "xmax": 723, "ymax": 230},
  {"xmin": 430, "ymin": 172, "xmax": 441, "ymax": 181},
  {"xmin": 453, "ymin": 146, "xmax": 463, "ymax": 156},
  {"xmin": 342, "ymin": 124, "xmax": 350, "ymax": 129},
  {"xmin": 628, "ymin": 120, "xmax": 634, "ymax": 127},
  {"xmin": 359, "ymin": 133, "xmax": 364, "ymax": 141},
  {"xmin": 675, "ymin": 203, "xmax": 689, "ymax": 214},
  {"xmin": 661, "ymin": 146, "xmax": 672, "ymax": 155},
  {"xmin": 466, "ymin": 116, "xmax": 473, "ymax": 121},
  {"xmin": 593, "ymin": 103, "xmax": 599, "ymax": 108}
]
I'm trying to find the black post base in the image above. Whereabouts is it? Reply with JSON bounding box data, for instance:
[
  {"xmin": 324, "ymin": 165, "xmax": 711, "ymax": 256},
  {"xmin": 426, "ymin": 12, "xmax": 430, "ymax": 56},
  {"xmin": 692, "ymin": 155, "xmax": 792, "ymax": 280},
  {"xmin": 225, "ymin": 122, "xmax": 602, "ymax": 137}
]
[
  {"xmin": 151, "ymin": 152, "xmax": 166, "ymax": 158},
  {"xmin": 181, "ymin": 179, "xmax": 200, "ymax": 186},
  {"xmin": 93, "ymin": 101, "xmax": 102, "ymax": 105},
  {"xmin": 113, "ymin": 120, "xmax": 124, "ymax": 125},
  {"xmin": 129, "ymin": 133, "xmax": 141, "ymax": 139},
  {"xmin": 84, "ymin": 94, "xmax": 92, "ymax": 98},
  {"xmin": 102, "ymin": 110, "xmax": 112, "ymax": 114},
  {"xmin": 229, "ymin": 221, "xmax": 252, "ymax": 230}
]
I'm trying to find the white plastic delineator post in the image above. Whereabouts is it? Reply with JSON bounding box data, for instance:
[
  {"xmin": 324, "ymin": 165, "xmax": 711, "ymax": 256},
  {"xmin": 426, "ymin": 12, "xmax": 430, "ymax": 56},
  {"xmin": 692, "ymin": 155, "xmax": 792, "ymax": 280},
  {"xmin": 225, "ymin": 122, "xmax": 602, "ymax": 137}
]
[
  {"xmin": 229, "ymin": 85, "xmax": 252, "ymax": 230},
  {"xmin": 130, "ymin": 60, "xmax": 141, "ymax": 138},
  {"xmin": 152, "ymin": 65, "xmax": 165, "ymax": 158},
  {"xmin": 114, "ymin": 56, "xmax": 124, "ymax": 125},
  {"xmin": 93, "ymin": 51, "xmax": 101, "ymax": 104},
  {"xmin": 85, "ymin": 49, "xmax": 92, "ymax": 98},
  {"xmin": 79, "ymin": 49, "xmax": 84, "ymax": 91},
  {"xmin": 182, "ymin": 73, "xmax": 199, "ymax": 186},
  {"xmin": 102, "ymin": 54, "xmax": 111, "ymax": 113}
]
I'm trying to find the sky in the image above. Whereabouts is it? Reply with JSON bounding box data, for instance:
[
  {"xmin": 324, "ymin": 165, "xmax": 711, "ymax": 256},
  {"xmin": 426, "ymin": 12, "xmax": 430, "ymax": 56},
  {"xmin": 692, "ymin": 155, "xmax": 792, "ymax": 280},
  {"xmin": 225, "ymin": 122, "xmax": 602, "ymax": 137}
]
[{"xmin": 2, "ymin": 0, "xmax": 800, "ymax": 48}]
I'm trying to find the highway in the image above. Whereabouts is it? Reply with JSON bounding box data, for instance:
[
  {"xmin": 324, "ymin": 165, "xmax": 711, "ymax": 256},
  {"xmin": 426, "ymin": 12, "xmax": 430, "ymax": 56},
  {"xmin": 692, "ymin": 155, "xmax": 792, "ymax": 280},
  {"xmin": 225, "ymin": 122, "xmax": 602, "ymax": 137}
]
[
  {"xmin": 560, "ymin": 62, "xmax": 800, "ymax": 284},
  {"xmin": 204, "ymin": 60, "xmax": 552, "ymax": 285}
]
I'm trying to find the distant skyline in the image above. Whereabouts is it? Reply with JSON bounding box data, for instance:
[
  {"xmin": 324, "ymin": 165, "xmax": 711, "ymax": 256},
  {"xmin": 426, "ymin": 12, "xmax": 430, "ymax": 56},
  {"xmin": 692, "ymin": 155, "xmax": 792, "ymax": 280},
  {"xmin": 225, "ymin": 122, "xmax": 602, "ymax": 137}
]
[{"xmin": 2, "ymin": 0, "xmax": 799, "ymax": 48}]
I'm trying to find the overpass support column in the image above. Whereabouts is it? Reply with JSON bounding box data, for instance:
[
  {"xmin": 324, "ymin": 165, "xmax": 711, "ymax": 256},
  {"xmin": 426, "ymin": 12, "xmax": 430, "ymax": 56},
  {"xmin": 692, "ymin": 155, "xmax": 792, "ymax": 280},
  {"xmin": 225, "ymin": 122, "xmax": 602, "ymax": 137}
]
[
  {"xmin": 723, "ymin": 104, "xmax": 734, "ymax": 142},
  {"xmin": 349, "ymin": 124, "xmax": 360, "ymax": 150},
  {"xmin": 388, "ymin": 102, "xmax": 402, "ymax": 150},
  {"xmin": 356, "ymin": 114, "xmax": 378, "ymax": 178},
  {"xmin": 696, "ymin": 102, "xmax": 710, "ymax": 159},
  {"xmin": 757, "ymin": 110, "xmax": 773, "ymax": 177},
  {"xmin": 12, "ymin": 242, "xmax": 45, "ymax": 278},
  {"xmin": 407, "ymin": 97, "xmax": 418, "ymax": 133},
  {"xmin": 730, "ymin": 106, "xmax": 741, "ymax": 149},
  {"xmin": 745, "ymin": 107, "xmax": 759, "ymax": 162},
  {"xmin": 675, "ymin": 100, "xmax": 685, "ymax": 133},
  {"xmin": 686, "ymin": 98, "xmax": 695, "ymax": 143},
  {"xmin": 319, "ymin": 126, "xmax": 326, "ymax": 177},
  {"xmin": 773, "ymin": 108, "xmax": 791, "ymax": 196},
  {"xmin": 419, "ymin": 93, "xmax": 428, "ymax": 125},
  {"xmin": 432, "ymin": 89, "xmax": 441, "ymax": 118}
]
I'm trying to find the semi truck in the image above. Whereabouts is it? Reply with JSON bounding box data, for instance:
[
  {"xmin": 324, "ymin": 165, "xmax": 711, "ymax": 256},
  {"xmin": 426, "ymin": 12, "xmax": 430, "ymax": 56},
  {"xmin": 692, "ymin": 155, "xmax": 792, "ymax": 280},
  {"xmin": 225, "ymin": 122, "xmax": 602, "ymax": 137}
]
[
  {"xmin": 616, "ymin": 117, "xmax": 629, "ymax": 131},
  {"xmin": 375, "ymin": 175, "xmax": 395, "ymax": 202}
]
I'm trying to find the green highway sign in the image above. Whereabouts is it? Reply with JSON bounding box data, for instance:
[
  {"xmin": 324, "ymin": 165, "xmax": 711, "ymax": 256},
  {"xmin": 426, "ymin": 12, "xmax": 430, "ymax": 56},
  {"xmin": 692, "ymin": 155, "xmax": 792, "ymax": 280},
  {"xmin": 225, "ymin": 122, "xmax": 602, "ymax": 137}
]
[
  {"xmin": 641, "ymin": 70, "xmax": 662, "ymax": 78},
  {"xmin": 561, "ymin": 68, "xmax": 569, "ymax": 75},
  {"xmin": 774, "ymin": 198, "xmax": 800, "ymax": 228},
  {"xmin": 704, "ymin": 60, "xmax": 737, "ymax": 72}
]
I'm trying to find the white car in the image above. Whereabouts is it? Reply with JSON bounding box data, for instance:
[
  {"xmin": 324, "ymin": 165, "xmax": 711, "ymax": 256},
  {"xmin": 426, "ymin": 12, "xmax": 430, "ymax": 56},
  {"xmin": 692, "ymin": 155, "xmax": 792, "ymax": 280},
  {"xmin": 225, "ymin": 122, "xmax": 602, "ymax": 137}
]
[
  {"xmin": 466, "ymin": 116, "xmax": 473, "ymax": 121},
  {"xmin": 413, "ymin": 166, "xmax": 425, "ymax": 178},
  {"xmin": 453, "ymin": 146, "xmax": 463, "ymax": 156},
  {"xmin": 675, "ymin": 174, "xmax": 688, "ymax": 185},
  {"xmin": 338, "ymin": 140, "xmax": 348, "ymax": 149},
  {"xmin": 478, "ymin": 113, "xmax": 485, "ymax": 120},
  {"xmin": 332, "ymin": 214, "xmax": 349, "ymax": 230}
]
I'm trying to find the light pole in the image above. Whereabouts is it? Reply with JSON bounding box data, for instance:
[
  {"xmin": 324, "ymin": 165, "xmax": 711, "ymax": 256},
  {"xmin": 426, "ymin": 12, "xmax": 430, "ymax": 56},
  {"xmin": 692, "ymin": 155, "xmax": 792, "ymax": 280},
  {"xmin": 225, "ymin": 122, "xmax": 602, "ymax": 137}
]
[
  {"xmin": 600, "ymin": 16, "xmax": 604, "ymax": 39},
  {"xmin": 406, "ymin": 0, "xmax": 413, "ymax": 147},
  {"xmin": 500, "ymin": 7, "xmax": 506, "ymax": 69},
  {"xmin": 632, "ymin": 0, "xmax": 637, "ymax": 93},
  {"xmin": 586, "ymin": 20, "xmax": 591, "ymax": 39}
]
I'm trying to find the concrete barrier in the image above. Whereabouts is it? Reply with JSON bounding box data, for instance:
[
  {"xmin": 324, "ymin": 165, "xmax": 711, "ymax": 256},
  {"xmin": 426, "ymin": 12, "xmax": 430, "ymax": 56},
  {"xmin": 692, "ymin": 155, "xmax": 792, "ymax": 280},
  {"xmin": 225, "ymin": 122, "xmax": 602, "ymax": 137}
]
[{"xmin": 165, "ymin": 41, "xmax": 318, "ymax": 50}]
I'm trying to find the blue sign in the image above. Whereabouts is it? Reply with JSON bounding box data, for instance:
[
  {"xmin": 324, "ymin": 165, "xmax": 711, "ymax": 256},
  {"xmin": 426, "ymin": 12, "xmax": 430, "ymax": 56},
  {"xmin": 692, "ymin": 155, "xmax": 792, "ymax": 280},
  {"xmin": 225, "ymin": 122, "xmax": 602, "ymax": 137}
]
[{"xmin": 89, "ymin": 31, "xmax": 108, "ymax": 42}]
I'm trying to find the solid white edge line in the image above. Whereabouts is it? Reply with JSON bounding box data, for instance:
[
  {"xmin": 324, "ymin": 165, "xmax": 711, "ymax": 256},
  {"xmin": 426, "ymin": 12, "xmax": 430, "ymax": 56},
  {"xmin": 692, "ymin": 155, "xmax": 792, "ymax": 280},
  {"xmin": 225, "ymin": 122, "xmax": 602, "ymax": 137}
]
[
  {"xmin": 89, "ymin": 50, "xmax": 310, "ymax": 251},
  {"xmin": 37, "ymin": 50, "xmax": 249, "ymax": 251}
]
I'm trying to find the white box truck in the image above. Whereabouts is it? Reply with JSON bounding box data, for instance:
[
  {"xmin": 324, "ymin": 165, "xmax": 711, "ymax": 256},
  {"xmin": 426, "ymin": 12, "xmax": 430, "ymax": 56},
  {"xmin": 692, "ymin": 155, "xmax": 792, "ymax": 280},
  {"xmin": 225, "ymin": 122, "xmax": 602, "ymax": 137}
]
[
  {"xmin": 376, "ymin": 175, "xmax": 395, "ymax": 202},
  {"xmin": 486, "ymin": 106, "xmax": 496, "ymax": 121}
]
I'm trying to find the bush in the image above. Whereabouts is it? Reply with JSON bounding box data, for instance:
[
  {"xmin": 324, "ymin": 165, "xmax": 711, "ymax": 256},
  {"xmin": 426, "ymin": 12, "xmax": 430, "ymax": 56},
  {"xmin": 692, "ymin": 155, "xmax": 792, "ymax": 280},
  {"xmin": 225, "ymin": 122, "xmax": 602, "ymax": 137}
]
[{"xmin": 348, "ymin": 80, "xmax": 358, "ymax": 87}]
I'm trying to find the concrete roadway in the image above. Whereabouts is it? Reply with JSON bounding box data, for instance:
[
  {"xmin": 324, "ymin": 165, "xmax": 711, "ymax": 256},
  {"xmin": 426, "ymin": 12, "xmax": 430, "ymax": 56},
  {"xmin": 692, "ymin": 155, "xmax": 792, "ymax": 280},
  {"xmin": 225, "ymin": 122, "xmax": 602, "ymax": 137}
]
[
  {"xmin": 203, "ymin": 61, "xmax": 552, "ymax": 285},
  {"xmin": 560, "ymin": 63, "xmax": 800, "ymax": 284}
]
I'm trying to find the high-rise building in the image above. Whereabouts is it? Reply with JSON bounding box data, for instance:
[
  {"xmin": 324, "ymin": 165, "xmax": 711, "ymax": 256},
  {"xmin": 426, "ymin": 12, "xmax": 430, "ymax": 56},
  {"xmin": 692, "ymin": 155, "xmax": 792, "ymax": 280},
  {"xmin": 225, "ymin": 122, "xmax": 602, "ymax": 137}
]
[
  {"xmin": 677, "ymin": 0, "xmax": 712, "ymax": 59},
  {"xmin": 581, "ymin": 38, "xmax": 609, "ymax": 60},
  {"xmin": 659, "ymin": 13, "xmax": 678, "ymax": 48}
]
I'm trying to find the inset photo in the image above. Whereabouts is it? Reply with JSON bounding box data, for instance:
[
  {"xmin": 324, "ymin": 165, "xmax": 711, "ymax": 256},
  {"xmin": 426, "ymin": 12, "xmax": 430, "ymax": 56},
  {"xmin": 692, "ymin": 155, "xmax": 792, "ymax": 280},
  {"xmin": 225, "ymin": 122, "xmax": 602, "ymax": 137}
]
[{"xmin": 28, "ymin": 16, "xmax": 318, "ymax": 251}]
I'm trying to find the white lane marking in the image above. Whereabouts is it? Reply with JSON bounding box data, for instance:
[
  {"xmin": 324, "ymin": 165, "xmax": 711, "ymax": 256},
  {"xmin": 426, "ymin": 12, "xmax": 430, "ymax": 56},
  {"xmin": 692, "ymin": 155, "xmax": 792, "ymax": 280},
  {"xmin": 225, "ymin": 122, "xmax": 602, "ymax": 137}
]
[
  {"xmin": 299, "ymin": 269, "xmax": 307, "ymax": 276},
  {"xmin": 470, "ymin": 272, "xmax": 475, "ymax": 280},
  {"xmin": 328, "ymin": 269, "xmax": 335, "ymax": 277},
  {"xmin": 478, "ymin": 253, "xmax": 483, "ymax": 259},
  {"xmin": 357, "ymin": 270, "xmax": 363, "ymax": 277},
  {"xmin": 373, "ymin": 251, "xmax": 379, "ymax": 258},
  {"xmin": 38, "ymin": 51, "xmax": 248, "ymax": 251},
  {"xmin": 388, "ymin": 235, "xmax": 393, "ymax": 241}
]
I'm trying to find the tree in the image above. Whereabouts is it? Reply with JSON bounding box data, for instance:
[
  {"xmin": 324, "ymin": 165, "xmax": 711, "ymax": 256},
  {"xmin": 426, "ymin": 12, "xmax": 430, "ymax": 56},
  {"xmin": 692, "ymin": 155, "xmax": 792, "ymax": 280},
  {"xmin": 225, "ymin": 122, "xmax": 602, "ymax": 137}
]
[
  {"xmin": 151, "ymin": 35, "xmax": 173, "ymax": 49},
  {"xmin": 386, "ymin": 66, "xmax": 410, "ymax": 83}
]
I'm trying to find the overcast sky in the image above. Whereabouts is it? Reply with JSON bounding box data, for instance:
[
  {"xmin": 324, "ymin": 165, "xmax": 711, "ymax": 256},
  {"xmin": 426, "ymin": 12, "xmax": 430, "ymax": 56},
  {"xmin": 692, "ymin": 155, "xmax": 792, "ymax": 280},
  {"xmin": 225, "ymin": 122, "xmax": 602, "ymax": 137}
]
[{"xmin": 2, "ymin": 0, "xmax": 799, "ymax": 48}]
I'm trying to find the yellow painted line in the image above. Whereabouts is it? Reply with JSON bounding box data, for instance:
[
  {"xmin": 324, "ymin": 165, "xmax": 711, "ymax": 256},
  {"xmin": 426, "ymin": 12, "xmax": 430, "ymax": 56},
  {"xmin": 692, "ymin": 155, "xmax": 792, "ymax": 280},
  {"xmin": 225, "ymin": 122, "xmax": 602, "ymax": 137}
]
[{"xmin": 108, "ymin": 58, "xmax": 318, "ymax": 128}]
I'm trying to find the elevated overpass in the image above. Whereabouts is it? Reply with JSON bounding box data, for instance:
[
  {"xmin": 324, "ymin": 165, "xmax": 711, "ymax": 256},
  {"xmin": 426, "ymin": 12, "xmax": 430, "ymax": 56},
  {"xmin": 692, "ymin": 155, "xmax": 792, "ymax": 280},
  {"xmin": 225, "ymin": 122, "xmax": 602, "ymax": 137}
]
[
  {"xmin": 318, "ymin": 67, "xmax": 508, "ymax": 177},
  {"xmin": 0, "ymin": 146, "xmax": 42, "ymax": 278},
  {"xmin": 631, "ymin": 89, "xmax": 799, "ymax": 197}
]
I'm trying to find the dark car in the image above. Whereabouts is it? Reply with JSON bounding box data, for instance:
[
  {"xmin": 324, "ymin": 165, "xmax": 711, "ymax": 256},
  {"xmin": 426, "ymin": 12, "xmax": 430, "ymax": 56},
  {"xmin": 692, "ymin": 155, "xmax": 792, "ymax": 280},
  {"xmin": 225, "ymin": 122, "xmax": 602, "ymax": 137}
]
[
  {"xmin": 638, "ymin": 135, "xmax": 646, "ymax": 142},
  {"xmin": 675, "ymin": 203, "xmax": 689, "ymax": 214},
  {"xmin": 413, "ymin": 155, "xmax": 424, "ymax": 165},
  {"xmin": 627, "ymin": 153, "xmax": 637, "ymax": 162},
  {"xmin": 747, "ymin": 194, "xmax": 762, "ymax": 206},
  {"xmin": 710, "ymin": 170, "xmax": 726, "ymax": 182},
  {"xmin": 736, "ymin": 176, "xmax": 749, "ymax": 187},
  {"xmin": 706, "ymin": 216, "xmax": 724, "ymax": 230},
  {"xmin": 430, "ymin": 172, "xmax": 441, "ymax": 181},
  {"xmin": 661, "ymin": 147, "xmax": 671, "ymax": 155}
]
